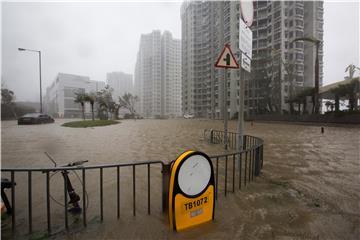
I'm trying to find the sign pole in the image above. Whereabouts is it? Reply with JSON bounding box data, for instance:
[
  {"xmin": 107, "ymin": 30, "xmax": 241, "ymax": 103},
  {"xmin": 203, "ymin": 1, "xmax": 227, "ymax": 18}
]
[
  {"xmin": 224, "ymin": 68, "xmax": 228, "ymax": 150},
  {"xmin": 237, "ymin": 0, "xmax": 253, "ymax": 154},
  {"xmin": 214, "ymin": 44, "xmax": 239, "ymax": 151},
  {"xmin": 237, "ymin": 59, "xmax": 245, "ymax": 152}
]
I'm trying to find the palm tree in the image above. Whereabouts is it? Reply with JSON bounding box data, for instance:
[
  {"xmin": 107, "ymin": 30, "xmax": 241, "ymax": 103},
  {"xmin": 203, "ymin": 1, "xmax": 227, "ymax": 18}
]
[
  {"xmin": 109, "ymin": 102, "xmax": 121, "ymax": 120},
  {"xmin": 119, "ymin": 93, "xmax": 139, "ymax": 117},
  {"xmin": 345, "ymin": 64, "xmax": 360, "ymax": 80},
  {"xmin": 85, "ymin": 92, "xmax": 96, "ymax": 121},
  {"xmin": 325, "ymin": 101, "xmax": 333, "ymax": 112},
  {"xmin": 330, "ymin": 80, "xmax": 359, "ymax": 111},
  {"xmin": 96, "ymin": 85, "xmax": 113, "ymax": 120},
  {"xmin": 74, "ymin": 91, "xmax": 86, "ymax": 120}
]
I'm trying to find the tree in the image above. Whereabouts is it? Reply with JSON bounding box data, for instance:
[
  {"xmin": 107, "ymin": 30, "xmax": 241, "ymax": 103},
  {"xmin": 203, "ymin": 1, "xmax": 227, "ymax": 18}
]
[
  {"xmin": 331, "ymin": 79, "xmax": 359, "ymax": 111},
  {"xmin": 1, "ymin": 87, "xmax": 17, "ymax": 119},
  {"xmin": 96, "ymin": 85, "xmax": 119, "ymax": 119},
  {"xmin": 251, "ymin": 49, "xmax": 281, "ymax": 114},
  {"xmin": 291, "ymin": 87, "xmax": 315, "ymax": 115},
  {"xmin": 118, "ymin": 93, "xmax": 139, "ymax": 117},
  {"xmin": 85, "ymin": 92, "xmax": 96, "ymax": 121},
  {"xmin": 345, "ymin": 64, "xmax": 360, "ymax": 80},
  {"xmin": 325, "ymin": 101, "xmax": 334, "ymax": 112},
  {"xmin": 74, "ymin": 90, "xmax": 86, "ymax": 120},
  {"xmin": 1, "ymin": 88, "xmax": 15, "ymax": 105},
  {"xmin": 109, "ymin": 101, "xmax": 121, "ymax": 120}
]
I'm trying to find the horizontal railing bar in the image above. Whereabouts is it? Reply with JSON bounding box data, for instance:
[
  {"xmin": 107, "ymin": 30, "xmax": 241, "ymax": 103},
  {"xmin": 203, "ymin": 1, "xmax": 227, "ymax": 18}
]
[{"xmin": 1, "ymin": 161, "xmax": 164, "ymax": 172}]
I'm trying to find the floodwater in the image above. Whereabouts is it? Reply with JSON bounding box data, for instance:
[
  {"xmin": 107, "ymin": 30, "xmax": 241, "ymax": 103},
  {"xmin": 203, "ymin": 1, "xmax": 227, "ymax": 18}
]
[{"xmin": 1, "ymin": 119, "xmax": 359, "ymax": 239}]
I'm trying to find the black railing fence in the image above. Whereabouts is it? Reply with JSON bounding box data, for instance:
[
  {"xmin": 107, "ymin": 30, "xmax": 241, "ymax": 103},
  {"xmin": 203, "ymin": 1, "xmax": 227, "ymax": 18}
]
[
  {"xmin": 203, "ymin": 129, "xmax": 264, "ymax": 199},
  {"xmin": 1, "ymin": 130, "xmax": 263, "ymax": 237}
]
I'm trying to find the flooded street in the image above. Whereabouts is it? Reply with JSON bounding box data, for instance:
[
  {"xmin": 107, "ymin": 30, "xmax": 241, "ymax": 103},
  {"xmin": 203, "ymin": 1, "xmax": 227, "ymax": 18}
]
[{"xmin": 1, "ymin": 119, "xmax": 359, "ymax": 239}]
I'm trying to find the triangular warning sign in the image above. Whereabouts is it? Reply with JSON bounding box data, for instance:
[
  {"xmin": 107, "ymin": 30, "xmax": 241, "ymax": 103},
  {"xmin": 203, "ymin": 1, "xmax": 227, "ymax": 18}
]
[{"xmin": 215, "ymin": 44, "xmax": 239, "ymax": 69}]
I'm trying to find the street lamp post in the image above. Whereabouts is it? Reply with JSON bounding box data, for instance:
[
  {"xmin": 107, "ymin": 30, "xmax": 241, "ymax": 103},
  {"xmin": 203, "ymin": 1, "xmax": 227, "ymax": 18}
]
[
  {"xmin": 291, "ymin": 37, "xmax": 321, "ymax": 114},
  {"xmin": 18, "ymin": 48, "xmax": 43, "ymax": 113}
]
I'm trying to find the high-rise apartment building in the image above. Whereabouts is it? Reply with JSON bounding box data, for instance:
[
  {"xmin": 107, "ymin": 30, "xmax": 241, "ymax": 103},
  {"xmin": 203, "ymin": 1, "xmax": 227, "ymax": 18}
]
[
  {"xmin": 106, "ymin": 72, "xmax": 133, "ymax": 101},
  {"xmin": 134, "ymin": 30, "xmax": 181, "ymax": 118},
  {"xmin": 251, "ymin": 0, "xmax": 324, "ymax": 114},
  {"xmin": 181, "ymin": 0, "xmax": 323, "ymax": 118}
]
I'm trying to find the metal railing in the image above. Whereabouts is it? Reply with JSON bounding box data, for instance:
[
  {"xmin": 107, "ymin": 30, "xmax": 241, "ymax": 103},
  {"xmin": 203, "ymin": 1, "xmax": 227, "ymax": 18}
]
[
  {"xmin": 204, "ymin": 129, "xmax": 264, "ymax": 199},
  {"xmin": 1, "ymin": 130, "xmax": 264, "ymax": 237},
  {"xmin": 1, "ymin": 161, "xmax": 165, "ymax": 237}
]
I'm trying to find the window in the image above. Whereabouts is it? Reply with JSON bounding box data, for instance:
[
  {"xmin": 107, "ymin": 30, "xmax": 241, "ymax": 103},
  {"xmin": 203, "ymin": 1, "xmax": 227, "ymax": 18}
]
[
  {"xmin": 274, "ymin": 32, "xmax": 281, "ymax": 40},
  {"xmin": 295, "ymin": 42, "xmax": 303, "ymax": 48},
  {"xmin": 64, "ymin": 87, "xmax": 84, "ymax": 98},
  {"xmin": 274, "ymin": 21, "xmax": 281, "ymax": 29},
  {"xmin": 296, "ymin": 53, "xmax": 304, "ymax": 60},
  {"xmin": 274, "ymin": 10, "xmax": 281, "ymax": 18},
  {"xmin": 295, "ymin": 8, "xmax": 303, "ymax": 15},
  {"xmin": 64, "ymin": 99, "xmax": 80, "ymax": 109},
  {"xmin": 296, "ymin": 64, "xmax": 304, "ymax": 71},
  {"xmin": 296, "ymin": 20, "xmax": 303, "ymax": 27}
]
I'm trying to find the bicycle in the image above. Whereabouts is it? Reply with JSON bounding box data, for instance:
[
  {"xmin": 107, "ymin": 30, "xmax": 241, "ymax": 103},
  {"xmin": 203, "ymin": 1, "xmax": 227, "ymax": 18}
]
[{"xmin": 44, "ymin": 152, "xmax": 88, "ymax": 214}]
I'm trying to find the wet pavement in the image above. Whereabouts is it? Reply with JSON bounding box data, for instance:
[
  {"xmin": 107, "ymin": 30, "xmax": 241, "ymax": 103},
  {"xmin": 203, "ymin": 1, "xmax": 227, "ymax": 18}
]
[{"xmin": 1, "ymin": 119, "xmax": 359, "ymax": 239}]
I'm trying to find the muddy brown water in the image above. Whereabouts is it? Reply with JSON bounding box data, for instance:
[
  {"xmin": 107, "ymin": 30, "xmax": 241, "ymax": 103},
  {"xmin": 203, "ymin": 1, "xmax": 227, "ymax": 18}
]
[{"xmin": 1, "ymin": 119, "xmax": 359, "ymax": 239}]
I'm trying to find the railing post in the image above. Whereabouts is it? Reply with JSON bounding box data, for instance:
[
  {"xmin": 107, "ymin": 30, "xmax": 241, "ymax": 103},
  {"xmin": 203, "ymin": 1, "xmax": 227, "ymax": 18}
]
[
  {"xmin": 161, "ymin": 163, "xmax": 171, "ymax": 213},
  {"xmin": 210, "ymin": 129, "xmax": 214, "ymax": 144},
  {"xmin": 255, "ymin": 147, "xmax": 261, "ymax": 176}
]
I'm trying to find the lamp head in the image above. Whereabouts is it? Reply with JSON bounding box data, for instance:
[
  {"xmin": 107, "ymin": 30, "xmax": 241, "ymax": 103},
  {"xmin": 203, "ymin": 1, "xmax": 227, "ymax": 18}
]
[{"xmin": 18, "ymin": 48, "xmax": 26, "ymax": 51}]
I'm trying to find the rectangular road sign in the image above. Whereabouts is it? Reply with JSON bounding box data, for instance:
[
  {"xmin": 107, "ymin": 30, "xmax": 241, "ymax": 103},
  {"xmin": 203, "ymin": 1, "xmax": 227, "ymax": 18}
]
[
  {"xmin": 239, "ymin": 18, "xmax": 253, "ymax": 59},
  {"xmin": 241, "ymin": 53, "xmax": 251, "ymax": 72}
]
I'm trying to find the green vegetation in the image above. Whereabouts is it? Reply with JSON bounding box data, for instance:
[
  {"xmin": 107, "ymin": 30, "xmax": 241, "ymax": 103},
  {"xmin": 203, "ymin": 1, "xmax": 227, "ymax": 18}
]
[
  {"xmin": 73, "ymin": 85, "xmax": 140, "ymax": 121},
  {"xmin": 62, "ymin": 120, "xmax": 119, "ymax": 128},
  {"xmin": 74, "ymin": 90, "xmax": 87, "ymax": 120},
  {"xmin": 1, "ymin": 86, "xmax": 36, "ymax": 120},
  {"xmin": 118, "ymin": 92, "xmax": 139, "ymax": 117}
]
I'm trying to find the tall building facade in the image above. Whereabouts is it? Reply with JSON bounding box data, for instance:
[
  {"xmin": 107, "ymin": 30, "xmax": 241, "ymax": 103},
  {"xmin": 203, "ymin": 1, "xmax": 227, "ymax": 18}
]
[
  {"xmin": 45, "ymin": 73, "xmax": 105, "ymax": 118},
  {"xmin": 251, "ymin": 0, "xmax": 324, "ymax": 114},
  {"xmin": 134, "ymin": 30, "xmax": 181, "ymax": 118},
  {"xmin": 106, "ymin": 72, "xmax": 133, "ymax": 101},
  {"xmin": 181, "ymin": 0, "xmax": 323, "ymax": 118}
]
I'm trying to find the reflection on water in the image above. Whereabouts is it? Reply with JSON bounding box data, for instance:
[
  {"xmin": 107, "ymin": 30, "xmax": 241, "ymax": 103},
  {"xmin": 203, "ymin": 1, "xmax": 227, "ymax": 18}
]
[{"xmin": 1, "ymin": 119, "xmax": 359, "ymax": 239}]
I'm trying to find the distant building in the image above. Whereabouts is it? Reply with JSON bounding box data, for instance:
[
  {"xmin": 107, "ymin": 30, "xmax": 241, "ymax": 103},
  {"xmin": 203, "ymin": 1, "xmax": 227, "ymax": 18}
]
[
  {"xmin": 106, "ymin": 72, "xmax": 133, "ymax": 101},
  {"xmin": 134, "ymin": 30, "xmax": 181, "ymax": 118},
  {"xmin": 45, "ymin": 73, "xmax": 105, "ymax": 118}
]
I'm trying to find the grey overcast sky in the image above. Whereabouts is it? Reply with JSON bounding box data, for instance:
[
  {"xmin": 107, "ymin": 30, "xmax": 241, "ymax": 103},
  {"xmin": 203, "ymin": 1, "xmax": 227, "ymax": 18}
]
[{"xmin": 1, "ymin": 1, "xmax": 359, "ymax": 102}]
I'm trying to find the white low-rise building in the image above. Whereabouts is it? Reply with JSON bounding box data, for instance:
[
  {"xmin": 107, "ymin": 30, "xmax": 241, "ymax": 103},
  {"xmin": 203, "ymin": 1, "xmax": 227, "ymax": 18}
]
[{"xmin": 45, "ymin": 73, "xmax": 105, "ymax": 118}]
